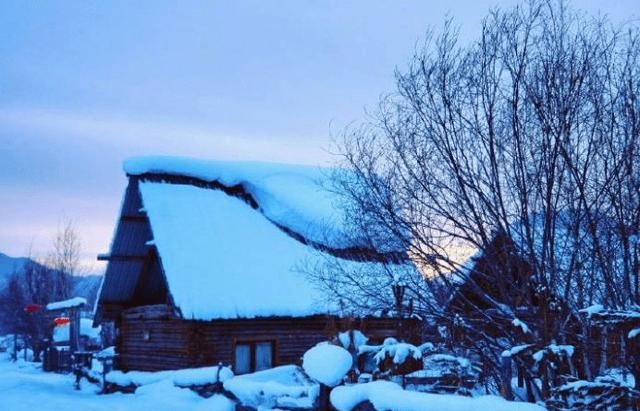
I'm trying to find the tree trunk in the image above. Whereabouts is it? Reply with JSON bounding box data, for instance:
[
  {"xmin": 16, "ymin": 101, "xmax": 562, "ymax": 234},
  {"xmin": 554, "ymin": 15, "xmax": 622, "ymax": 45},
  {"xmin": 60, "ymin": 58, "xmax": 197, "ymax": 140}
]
[
  {"xmin": 501, "ymin": 356, "xmax": 514, "ymax": 400},
  {"xmin": 12, "ymin": 334, "xmax": 17, "ymax": 361}
]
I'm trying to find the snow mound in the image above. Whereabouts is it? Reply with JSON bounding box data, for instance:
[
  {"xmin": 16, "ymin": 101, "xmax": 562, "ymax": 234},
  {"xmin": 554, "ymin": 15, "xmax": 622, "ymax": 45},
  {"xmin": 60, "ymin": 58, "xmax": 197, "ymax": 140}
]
[
  {"xmin": 106, "ymin": 365, "xmax": 233, "ymax": 388},
  {"xmin": 331, "ymin": 381, "xmax": 546, "ymax": 411},
  {"xmin": 223, "ymin": 365, "xmax": 318, "ymax": 409},
  {"xmin": 303, "ymin": 343, "xmax": 353, "ymax": 387},
  {"xmin": 0, "ymin": 357, "xmax": 236, "ymax": 411},
  {"xmin": 331, "ymin": 380, "xmax": 401, "ymax": 411}
]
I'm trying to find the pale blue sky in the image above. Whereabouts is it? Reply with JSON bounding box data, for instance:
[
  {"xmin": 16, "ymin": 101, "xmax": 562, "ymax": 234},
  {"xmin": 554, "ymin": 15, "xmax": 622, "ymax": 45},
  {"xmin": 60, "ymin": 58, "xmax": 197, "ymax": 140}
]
[{"xmin": 1, "ymin": 0, "xmax": 638, "ymax": 270}]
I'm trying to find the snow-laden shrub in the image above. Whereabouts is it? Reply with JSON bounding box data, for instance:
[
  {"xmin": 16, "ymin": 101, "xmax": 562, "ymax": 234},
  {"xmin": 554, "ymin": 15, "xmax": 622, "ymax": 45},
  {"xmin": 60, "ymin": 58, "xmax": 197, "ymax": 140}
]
[
  {"xmin": 357, "ymin": 338, "xmax": 427, "ymax": 376},
  {"xmin": 546, "ymin": 376, "xmax": 640, "ymax": 411},
  {"xmin": 532, "ymin": 344, "xmax": 574, "ymax": 363},
  {"xmin": 372, "ymin": 341, "xmax": 422, "ymax": 366},
  {"xmin": 303, "ymin": 343, "xmax": 353, "ymax": 387},
  {"xmin": 405, "ymin": 354, "xmax": 480, "ymax": 396},
  {"xmin": 337, "ymin": 330, "xmax": 368, "ymax": 351}
]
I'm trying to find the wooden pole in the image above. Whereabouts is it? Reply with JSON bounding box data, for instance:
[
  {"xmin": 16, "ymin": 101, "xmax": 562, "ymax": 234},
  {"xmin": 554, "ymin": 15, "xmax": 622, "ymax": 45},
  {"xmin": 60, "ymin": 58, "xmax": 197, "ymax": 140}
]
[
  {"xmin": 318, "ymin": 384, "xmax": 330, "ymax": 411},
  {"xmin": 69, "ymin": 308, "xmax": 80, "ymax": 353}
]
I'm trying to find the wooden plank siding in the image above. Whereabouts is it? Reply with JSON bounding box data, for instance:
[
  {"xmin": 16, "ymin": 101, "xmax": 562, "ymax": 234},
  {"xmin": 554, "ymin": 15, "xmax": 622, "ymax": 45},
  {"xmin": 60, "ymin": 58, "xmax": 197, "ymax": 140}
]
[{"xmin": 116, "ymin": 312, "xmax": 420, "ymax": 372}]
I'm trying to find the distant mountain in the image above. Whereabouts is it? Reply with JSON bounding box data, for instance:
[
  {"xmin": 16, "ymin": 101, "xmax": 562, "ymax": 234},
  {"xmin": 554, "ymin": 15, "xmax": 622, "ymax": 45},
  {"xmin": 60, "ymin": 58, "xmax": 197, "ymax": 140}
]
[
  {"xmin": 71, "ymin": 274, "xmax": 103, "ymax": 307},
  {"xmin": 0, "ymin": 252, "xmax": 33, "ymax": 289},
  {"xmin": 0, "ymin": 252, "xmax": 103, "ymax": 307}
]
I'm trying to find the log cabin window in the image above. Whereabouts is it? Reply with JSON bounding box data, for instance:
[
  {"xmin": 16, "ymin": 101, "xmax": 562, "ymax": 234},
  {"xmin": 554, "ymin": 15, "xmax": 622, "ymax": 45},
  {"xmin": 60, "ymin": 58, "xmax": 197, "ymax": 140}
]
[{"xmin": 234, "ymin": 340, "xmax": 274, "ymax": 374}]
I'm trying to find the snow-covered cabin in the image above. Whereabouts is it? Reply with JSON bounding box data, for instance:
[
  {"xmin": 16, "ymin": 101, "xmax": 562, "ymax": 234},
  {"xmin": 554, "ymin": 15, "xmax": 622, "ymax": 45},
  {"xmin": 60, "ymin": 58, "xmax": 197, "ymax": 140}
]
[
  {"xmin": 447, "ymin": 212, "xmax": 639, "ymax": 320},
  {"xmin": 94, "ymin": 156, "xmax": 419, "ymax": 372}
]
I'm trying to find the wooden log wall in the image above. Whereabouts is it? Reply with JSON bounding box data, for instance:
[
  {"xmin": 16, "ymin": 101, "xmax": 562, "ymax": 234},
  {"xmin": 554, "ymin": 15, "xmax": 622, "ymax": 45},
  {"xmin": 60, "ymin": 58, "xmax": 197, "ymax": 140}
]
[{"xmin": 116, "ymin": 305, "xmax": 420, "ymax": 372}]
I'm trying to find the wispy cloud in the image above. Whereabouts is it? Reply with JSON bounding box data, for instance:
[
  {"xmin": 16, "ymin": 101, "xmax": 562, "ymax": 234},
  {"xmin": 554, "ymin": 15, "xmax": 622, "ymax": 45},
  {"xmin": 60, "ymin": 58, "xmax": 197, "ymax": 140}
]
[
  {"xmin": 0, "ymin": 106, "xmax": 331, "ymax": 165},
  {"xmin": 0, "ymin": 106, "xmax": 334, "ymax": 268}
]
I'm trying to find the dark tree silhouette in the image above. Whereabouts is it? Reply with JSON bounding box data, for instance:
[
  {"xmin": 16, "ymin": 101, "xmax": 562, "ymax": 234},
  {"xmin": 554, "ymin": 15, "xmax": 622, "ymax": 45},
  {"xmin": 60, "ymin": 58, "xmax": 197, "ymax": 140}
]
[{"xmin": 315, "ymin": 0, "xmax": 640, "ymax": 403}]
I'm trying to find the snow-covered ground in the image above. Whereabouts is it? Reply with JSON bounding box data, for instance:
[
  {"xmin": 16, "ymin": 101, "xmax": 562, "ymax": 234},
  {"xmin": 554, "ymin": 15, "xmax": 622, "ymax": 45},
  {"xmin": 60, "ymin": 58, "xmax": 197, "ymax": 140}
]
[
  {"xmin": 0, "ymin": 352, "xmax": 547, "ymax": 411},
  {"xmin": 0, "ymin": 353, "xmax": 233, "ymax": 411}
]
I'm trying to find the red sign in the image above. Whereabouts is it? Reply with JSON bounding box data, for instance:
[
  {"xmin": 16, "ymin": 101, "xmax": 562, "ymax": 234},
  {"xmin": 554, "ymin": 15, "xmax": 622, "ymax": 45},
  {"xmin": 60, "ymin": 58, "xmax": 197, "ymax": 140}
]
[
  {"xmin": 24, "ymin": 303, "xmax": 42, "ymax": 314},
  {"xmin": 54, "ymin": 317, "xmax": 71, "ymax": 326}
]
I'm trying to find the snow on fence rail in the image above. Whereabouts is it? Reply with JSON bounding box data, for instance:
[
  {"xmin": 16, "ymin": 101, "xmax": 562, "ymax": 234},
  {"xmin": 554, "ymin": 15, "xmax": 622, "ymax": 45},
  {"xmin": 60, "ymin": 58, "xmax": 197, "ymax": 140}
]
[{"xmin": 46, "ymin": 297, "xmax": 87, "ymax": 311}]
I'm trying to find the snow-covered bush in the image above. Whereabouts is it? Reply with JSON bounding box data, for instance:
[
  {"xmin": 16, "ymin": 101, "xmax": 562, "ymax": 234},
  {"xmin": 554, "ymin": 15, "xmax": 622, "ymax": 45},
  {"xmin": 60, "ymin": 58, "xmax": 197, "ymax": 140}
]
[
  {"xmin": 337, "ymin": 330, "xmax": 368, "ymax": 351},
  {"xmin": 546, "ymin": 376, "xmax": 640, "ymax": 411},
  {"xmin": 501, "ymin": 341, "xmax": 580, "ymax": 400},
  {"xmin": 303, "ymin": 343, "xmax": 353, "ymax": 387},
  {"xmin": 404, "ymin": 354, "xmax": 480, "ymax": 396},
  {"xmin": 357, "ymin": 338, "xmax": 427, "ymax": 376},
  {"xmin": 532, "ymin": 344, "xmax": 574, "ymax": 364}
]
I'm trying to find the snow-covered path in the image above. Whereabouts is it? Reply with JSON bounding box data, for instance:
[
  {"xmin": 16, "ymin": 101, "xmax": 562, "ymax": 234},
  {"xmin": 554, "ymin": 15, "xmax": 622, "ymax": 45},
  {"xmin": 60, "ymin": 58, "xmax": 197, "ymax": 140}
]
[{"xmin": 0, "ymin": 354, "xmax": 233, "ymax": 411}]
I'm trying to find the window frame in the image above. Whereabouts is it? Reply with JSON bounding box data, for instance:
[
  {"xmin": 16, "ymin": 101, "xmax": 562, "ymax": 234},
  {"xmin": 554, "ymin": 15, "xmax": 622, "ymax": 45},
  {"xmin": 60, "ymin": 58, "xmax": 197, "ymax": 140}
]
[{"xmin": 232, "ymin": 338, "xmax": 277, "ymax": 374}]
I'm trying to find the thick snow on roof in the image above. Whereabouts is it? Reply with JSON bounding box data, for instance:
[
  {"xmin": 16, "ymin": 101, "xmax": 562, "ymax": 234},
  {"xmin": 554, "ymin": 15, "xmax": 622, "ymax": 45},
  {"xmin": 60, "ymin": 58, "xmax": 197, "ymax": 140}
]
[
  {"xmin": 125, "ymin": 156, "xmax": 358, "ymax": 249},
  {"xmin": 138, "ymin": 181, "xmax": 392, "ymax": 319},
  {"xmin": 46, "ymin": 297, "xmax": 87, "ymax": 311}
]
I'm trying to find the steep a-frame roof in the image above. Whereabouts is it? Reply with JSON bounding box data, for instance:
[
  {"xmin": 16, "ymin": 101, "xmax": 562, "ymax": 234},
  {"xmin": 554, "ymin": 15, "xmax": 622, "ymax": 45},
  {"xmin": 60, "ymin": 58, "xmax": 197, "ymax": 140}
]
[{"xmin": 95, "ymin": 156, "xmax": 414, "ymax": 321}]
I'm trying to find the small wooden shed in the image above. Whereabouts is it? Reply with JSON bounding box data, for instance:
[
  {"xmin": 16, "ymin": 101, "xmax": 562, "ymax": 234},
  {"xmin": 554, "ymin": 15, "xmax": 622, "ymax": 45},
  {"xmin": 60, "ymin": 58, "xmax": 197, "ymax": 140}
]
[
  {"xmin": 94, "ymin": 156, "xmax": 420, "ymax": 372},
  {"xmin": 47, "ymin": 297, "xmax": 87, "ymax": 353}
]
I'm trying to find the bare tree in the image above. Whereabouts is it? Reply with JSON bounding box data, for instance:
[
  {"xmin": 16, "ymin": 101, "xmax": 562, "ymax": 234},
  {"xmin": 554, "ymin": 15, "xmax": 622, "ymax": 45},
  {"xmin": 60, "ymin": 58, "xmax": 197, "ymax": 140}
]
[
  {"xmin": 0, "ymin": 222, "xmax": 83, "ymax": 361},
  {"xmin": 316, "ymin": 0, "xmax": 640, "ymax": 400},
  {"xmin": 46, "ymin": 220, "xmax": 80, "ymax": 301},
  {"xmin": 21, "ymin": 260, "xmax": 53, "ymax": 361}
]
